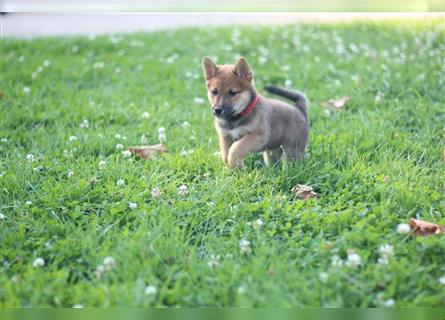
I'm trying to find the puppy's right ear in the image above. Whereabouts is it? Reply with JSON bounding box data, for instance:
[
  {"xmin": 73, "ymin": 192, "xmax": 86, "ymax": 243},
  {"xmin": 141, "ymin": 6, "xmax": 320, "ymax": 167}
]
[{"xmin": 202, "ymin": 57, "xmax": 218, "ymax": 80}]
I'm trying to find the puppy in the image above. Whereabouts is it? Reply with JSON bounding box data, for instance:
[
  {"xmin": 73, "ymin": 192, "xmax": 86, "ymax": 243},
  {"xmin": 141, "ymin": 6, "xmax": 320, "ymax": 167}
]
[{"xmin": 202, "ymin": 57, "xmax": 309, "ymax": 169}]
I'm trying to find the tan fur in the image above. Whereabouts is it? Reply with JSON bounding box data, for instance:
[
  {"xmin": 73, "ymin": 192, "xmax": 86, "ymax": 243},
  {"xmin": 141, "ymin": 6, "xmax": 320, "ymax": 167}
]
[{"xmin": 202, "ymin": 57, "xmax": 309, "ymax": 169}]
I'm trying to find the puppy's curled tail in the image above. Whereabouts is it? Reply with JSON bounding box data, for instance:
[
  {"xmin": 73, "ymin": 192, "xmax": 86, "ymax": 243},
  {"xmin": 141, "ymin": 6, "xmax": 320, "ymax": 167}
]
[{"xmin": 265, "ymin": 85, "xmax": 308, "ymax": 118}]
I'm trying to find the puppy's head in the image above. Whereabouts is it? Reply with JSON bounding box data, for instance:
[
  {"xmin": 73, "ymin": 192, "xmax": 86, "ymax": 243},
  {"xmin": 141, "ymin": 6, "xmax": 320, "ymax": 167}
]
[{"xmin": 202, "ymin": 57, "xmax": 255, "ymax": 120}]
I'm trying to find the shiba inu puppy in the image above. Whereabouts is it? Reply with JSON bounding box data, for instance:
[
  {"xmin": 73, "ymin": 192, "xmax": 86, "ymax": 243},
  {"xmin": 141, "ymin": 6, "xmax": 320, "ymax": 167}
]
[{"xmin": 202, "ymin": 57, "xmax": 309, "ymax": 169}]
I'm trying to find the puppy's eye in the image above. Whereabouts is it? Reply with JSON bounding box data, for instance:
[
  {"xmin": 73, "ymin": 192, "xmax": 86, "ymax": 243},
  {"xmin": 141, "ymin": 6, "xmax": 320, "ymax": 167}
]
[
  {"xmin": 211, "ymin": 89, "xmax": 218, "ymax": 95},
  {"xmin": 228, "ymin": 90, "xmax": 239, "ymax": 97}
]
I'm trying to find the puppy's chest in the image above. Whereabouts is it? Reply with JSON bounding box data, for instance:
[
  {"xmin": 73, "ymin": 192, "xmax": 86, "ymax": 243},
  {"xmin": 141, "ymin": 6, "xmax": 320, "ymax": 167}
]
[{"xmin": 218, "ymin": 123, "xmax": 254, "ymax": 140}]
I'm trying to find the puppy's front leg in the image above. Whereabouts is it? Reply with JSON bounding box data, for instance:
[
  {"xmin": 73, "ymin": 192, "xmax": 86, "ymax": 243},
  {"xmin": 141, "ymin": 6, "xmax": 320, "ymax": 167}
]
[
  {"xmin": 219, "ymin": 134, "xmax": 233, "ymax": 164},
  {"xmin": 227, "ymin": 134, "xmax": 266, "ymax": 169}
]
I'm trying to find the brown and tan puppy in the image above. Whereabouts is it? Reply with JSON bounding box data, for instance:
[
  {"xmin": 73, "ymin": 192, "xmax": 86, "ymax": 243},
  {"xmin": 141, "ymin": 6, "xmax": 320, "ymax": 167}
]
[{"xmin": 202, "ymin": 57, "xmax": 309, "ymax": 169}]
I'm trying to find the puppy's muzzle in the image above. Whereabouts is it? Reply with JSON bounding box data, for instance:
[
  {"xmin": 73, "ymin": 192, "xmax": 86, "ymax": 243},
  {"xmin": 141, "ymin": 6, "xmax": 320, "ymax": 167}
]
[
  {"xmin": 213, "ymin": 106, "xmax": 234, "ymax": 119},
  {"xmin": 213, "ymin": 107, "xmax": 224, "ymax": 117}
]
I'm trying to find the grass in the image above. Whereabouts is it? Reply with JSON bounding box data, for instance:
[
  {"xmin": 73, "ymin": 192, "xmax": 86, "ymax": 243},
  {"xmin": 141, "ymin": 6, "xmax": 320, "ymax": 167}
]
[{"xmin": 1, "ymin": 18, "xmax": 445, "ymax": 307}]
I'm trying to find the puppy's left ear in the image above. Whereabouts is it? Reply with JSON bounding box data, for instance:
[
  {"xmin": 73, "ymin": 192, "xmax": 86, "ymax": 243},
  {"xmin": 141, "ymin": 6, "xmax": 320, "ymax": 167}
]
[{"xmin": 234, "ymin": 57, "xmax": 253, "ymax": 82}]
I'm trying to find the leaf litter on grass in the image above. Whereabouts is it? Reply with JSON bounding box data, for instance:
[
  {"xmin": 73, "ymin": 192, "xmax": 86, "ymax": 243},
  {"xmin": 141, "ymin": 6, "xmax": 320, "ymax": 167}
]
[
  {"xmin": 127, "ymin": 144, "xmax": 167, "ymax": 160},
  {"xmin": 321, "ymin": 96, "xmax": 351, "ymax": 110}
]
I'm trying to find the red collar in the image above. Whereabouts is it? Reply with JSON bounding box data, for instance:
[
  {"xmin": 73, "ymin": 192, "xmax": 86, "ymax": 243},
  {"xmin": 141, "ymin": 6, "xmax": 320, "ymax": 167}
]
[{"xmin": 238, "ymin": 94, "xmax": 260, "ymax": 117}]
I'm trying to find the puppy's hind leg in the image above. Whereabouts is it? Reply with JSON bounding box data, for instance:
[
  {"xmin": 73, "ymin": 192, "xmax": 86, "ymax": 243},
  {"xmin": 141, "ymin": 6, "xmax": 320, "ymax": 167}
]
[
  {"xmin": 263, "ymin": 148, "xmax": 283, "ymax": 166},
  {"xmin": 282, "ymin": 144, "xmax": 303, "ymax": 162}
]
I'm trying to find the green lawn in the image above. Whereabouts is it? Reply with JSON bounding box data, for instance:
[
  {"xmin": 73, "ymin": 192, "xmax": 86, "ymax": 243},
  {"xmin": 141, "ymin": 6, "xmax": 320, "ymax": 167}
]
[{"xmin": 1, "ymin": 19, "xmax": 444, "ymax": 307}]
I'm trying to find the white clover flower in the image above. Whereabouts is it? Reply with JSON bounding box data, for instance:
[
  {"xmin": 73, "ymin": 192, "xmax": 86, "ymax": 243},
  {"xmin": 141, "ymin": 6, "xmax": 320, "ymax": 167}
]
[
  {"xmin": 115, "ymin": 133, "xmax": 122, "ymax": 139},
  {"xmin": 116, "ymin": 143, "xmax": 124, "ymax": 150},
  {"xmin": 239, "ymin": 239, "xmax": 251, "ymax": 254},
  {"xmin": 69, "ymin": 135, "xmax": 78, "ymax": 142},
  {"xmin": 93, "ymin": 61, "xmax": 105, "ymax": 69},
  {"xmin": 281, "ymin": 64, "xmax": 290, "ymax": 71},
  {"xmin": 319, "ymin": 272, "xmax": 329, "ymax": 283},
  {"xmin": 26, "ymin": 154, "xmax": 35, "ymax": 162},
  {"xmin": 72, "ymin": 304, "xmax": 84, "ymax": 308},
  {"xmin": 252, "ymin": 218, "xmax": 264, "ymax": 230},
  {"xmin": 142, "ymin": 111, "xmax": 150, "ymax": 119},
  {"xmin": 144, "ymin": 285, "xmax": 157, "ymax": 295},
  {"xmin": 166, "ymin": 54, "xmax": 178, "ymax": 64},
  {"xmin": 32, "ymin": 257, "xmax": 45, "ymax": 268},
  {"xmin": 284, "ymin": 79, "xmax": 293, "ymax": 87},
  {"xmin": 95, "ymin": 264, "xmax": 105, "ymax": 279},
  {"xmin": 237, "ymin": 285, "xmax": 246, "ymax": 294},
  {"xmin": 23, "ymin": 86, "xmax": 30, "ymax": 95},
  {"xmin": 116, "ymin": 179, "xmax": 125, "ymax": 186},
  {"xmin": 128, "ymin": 202, "xmax": 138, "ymax": 210},
  {"xmin": 179, "ymin": 148, "xmax": 194, "ymax": 157},
  {"xmin": 157, "ymin": 127, "xmax": 165, "ymax": 135},
  {"xmin": 378, "ymin": 257, "xmax": 389, "ymax": 265},
  {"xmin": 207, "ymin": 254, "xmax": 220, "ymax": 268},
  {"xmin": 375, "ymin": 91, "xmax": 384, "ymax": 104},
  {"xmin": 158, "ymin": 131, "xmax": 166, "ymax": 143},
  {"xmin": 98, "ymin": 160, "xmax": 106, "ymax": 169},
  {"xmin": 193, "ymin": 97, "xmax": 205, "ymax": 105},
  {"xmin": 103, "ymin": 256, "xmax": 116, "ymax": 271},
  {"xmin": 151, "ymin": 187, "xmax": 161, "ymax": 198},
  {"xmin": 37, "ymin": 66, "xmax": 43, "ymax": 73},
  {"xmin": 122, "ymin": 150, "xmax": 132, "ymax": 158},
  {"xmin": 378, "ymin": 244, "xmax": 394, "ymax": 258},
  {"xmin": 140, "ymin": 134, "xmax": 148, "ymax": 144},
  {"xmin": 25, "ymin": 200, "xmax": 32, "ymax": 206},
  {"xmin": 0, "ymin": 213, "xmax": 5, "ymax": 220},
  {"xmin": 31, "ymin": 72, "xmax": 38, "ymax": 80},
  {"xmin": 67, "ymin": 170, "xmax": 74, "ymax": 178},
  {"xmin": 18, "ymin": 55, "xmax": 25, "ymax": 62},
  {"xmin": 383, "ymin": 298, "xmax": 395, "ymax": 307},
  {"xmin": 177, "ymin": 184, "xmax": 189, "ymax": 196},
  {"xmin": 345, "ymin": 252, "xmax": 361, "ymax": 269},
  {"xmin": 43, "ymin": 60, "xmax": 51, "ymax": 67},
  {"xmin": 80, "ymin": 119, "xmax": 89, "ymax": 129},
  {"xmin": 182, "ymin": 121, "xmax": 191, "ymax": 129},
  {"xmin": 1, "ymin": 138, "xmax": 7, "ymax": 143},
  {"xmin": 130, "ymin": 39, "xmax": 145, "ymax": 47},
  {"xmin": 258, "ymin": 55, "xmax": 268, "ymax": 65},
  {"xmin": 438, "ymin": 276, "xmax": 445, "ymax": 285},
  {"xmin": 331, "ymin": 255, "xmax": 344, "ymax": 268},
  {"xmin": 396, "ymin": 223, "xmax": 411, "ymax": 234}
]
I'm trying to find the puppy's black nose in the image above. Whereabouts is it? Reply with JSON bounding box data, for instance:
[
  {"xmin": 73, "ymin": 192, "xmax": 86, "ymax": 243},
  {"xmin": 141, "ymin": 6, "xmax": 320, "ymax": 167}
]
[{"xmin": 213, "ymin": 107, "xmax": 223, "ymax": 116}]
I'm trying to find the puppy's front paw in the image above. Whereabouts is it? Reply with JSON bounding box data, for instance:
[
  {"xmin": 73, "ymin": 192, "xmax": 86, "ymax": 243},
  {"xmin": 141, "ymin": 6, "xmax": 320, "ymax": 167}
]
[{"xmin": 228, "ymin": 158, "xmax": 245, "ymax": 170}]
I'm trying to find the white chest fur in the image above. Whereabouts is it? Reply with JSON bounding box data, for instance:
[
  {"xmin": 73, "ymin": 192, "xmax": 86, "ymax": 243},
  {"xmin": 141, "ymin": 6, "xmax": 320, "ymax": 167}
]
[{"xmin": 217, "ymin": 123, "xmax": 255, "ymax": 141}]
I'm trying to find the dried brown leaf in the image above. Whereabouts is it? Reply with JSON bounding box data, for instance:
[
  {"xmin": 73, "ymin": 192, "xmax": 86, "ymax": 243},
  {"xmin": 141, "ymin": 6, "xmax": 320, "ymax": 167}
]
[
  {"xmin": 291, "ymin": 184, "xmax": 318, "ymax": 200},
  {"xmin": 127, "ymin": 144, "xmax": 167, "ymax": 160},
  {"xmin": 321, "ymin": 96, "xmax": 351, "ymax": 109},
  {"xmin": 409, "ymin": 218, "xmax": 445, "ymax": 237}
]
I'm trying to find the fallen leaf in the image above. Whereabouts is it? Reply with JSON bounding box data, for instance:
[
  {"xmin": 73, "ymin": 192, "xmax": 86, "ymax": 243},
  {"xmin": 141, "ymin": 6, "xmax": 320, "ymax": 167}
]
[
  {"xmin": 127, "ymin": 144, "xmax": 167, "ymax": 160},
  {"xmin": 321, "ymin": 96, "xmax": 350, "ymax": 109},
  {"xmin": 291, "ymin": 184, "xmax": 318, "ymax": 200},
  {"xmin": 409, "ymin": 218, "xmax": 445, "ymax": 236}
]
